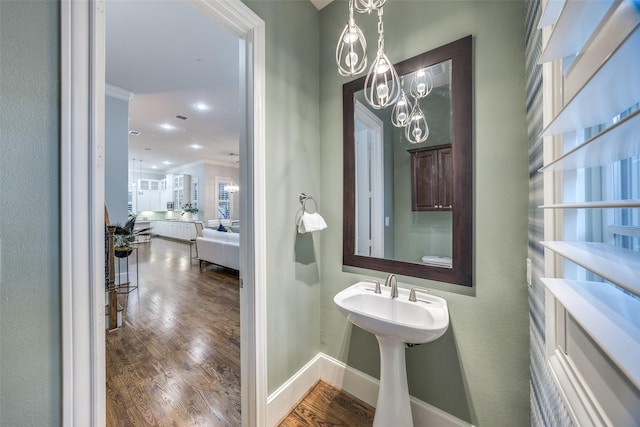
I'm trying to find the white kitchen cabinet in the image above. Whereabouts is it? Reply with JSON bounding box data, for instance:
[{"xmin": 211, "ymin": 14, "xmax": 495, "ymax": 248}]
[
  {"xmin": 136, "ymin": 178, "xmax": 164, "ymax": 211},
  {"xmin": 151, "ymin": 220, "xmax": 196, "ymax": 241},
  {"xmin": 172, "ymin": 174, "xmax": 191, "ymax": 209},
  {"xmin": 136, "ymin": 190, "xmax": 161, "ymax": 212}
]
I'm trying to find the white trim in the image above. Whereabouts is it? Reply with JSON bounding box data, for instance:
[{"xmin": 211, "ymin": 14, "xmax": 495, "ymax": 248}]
[
  {"xmin": 184, "ymin": 1, "xmax": 267, "ymax": 425},
  {"xmin": 61, "ymin": 0, "xmax": 266, "ymax": 425},
  {"xmin": 539, "ymin": 1, "xmax": 640, "ymax": 424},
  {"xmin": 309, "ymin": 0, "xmax": 334, "ymax": 11},
  {"xmin": 245, "ymin": 16, "xmax": 268, "ymax": 426},
  {"xmin": 165, "ymin": 158, "xmax": 240, "ymax": 175},
  {"xmin": 266, "ymin": 353, "xmax": 325, "ymax": 426},
  {"xmin": 548, "ymin": 350, "xmax": 608, "ymax": 426},
  {"xmin": 105, "ymin": 83, "xmax": 134, "ymax": 101},
  {"xmin": 61, "ymin": 0, "xmax": 106, "ymax": 425},
  {"xmin": 354, "ymin": 100, "xmax": 385, "ymax": 258},
  {"xmin": 267, "ymin": 353, "xmax": 475, "ymax": 427}
]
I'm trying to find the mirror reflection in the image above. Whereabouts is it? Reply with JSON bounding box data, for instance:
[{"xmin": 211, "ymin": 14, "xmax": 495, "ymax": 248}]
[
  {"xmin": 353, "ymin": 60, "xmax": 453, "ymax": 267},
  {"xmin": 343, "ymin": 36, "xmax": 472, "ymax": 286}
]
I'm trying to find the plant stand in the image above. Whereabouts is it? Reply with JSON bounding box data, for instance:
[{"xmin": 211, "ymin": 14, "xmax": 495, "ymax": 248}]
[{"xmin": 115, "ymin": 247, "xmax": 139, "ymax": 311}]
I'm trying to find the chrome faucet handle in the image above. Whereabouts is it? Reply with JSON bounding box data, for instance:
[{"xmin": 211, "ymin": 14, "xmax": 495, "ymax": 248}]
[
  {"xmin": 409, "ymin": 287, "xmax": 429, "ymax": 302},
  {"xmin": 365, "ymin": 279, "xmax": 381, "ymax": 294}
]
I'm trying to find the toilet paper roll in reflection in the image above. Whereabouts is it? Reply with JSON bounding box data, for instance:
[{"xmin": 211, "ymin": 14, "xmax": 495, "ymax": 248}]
[{"xmin": 421, "ymin": 255, "xmax": 452, "ymax": 268}]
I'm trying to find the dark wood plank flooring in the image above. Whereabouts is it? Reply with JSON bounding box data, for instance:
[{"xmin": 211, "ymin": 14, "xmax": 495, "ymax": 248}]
[
  {"xmin": 106, "ymin": 238, "xmax": 375, "ymax": 426},
  {"xmin": 279, "ymin": 381, "xmax": 375, "ymax": 427},
  {"xmin": 106, "ymin": 238, "xmax": 241, "ymax": 426}
]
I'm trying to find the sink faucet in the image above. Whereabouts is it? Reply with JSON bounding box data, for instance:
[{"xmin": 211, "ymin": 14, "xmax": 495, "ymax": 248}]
[{"xmin": 385, "ymin": 274, "xmax": 398, "ymax": 299}]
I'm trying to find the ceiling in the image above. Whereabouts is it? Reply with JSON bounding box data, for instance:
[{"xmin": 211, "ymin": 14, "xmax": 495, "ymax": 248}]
[
  {"xmin": 105, "ymin": 0, "xmax": 240, "ymax": 174},
  {"xmin": 106, "ymin": 0, "xmax": 331, "ymax": 175}
]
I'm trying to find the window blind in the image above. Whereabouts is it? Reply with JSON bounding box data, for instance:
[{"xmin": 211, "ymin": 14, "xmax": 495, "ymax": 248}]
[{"xmin": 537, "ymin": 0, "xmax": 640, "ymax": 424}]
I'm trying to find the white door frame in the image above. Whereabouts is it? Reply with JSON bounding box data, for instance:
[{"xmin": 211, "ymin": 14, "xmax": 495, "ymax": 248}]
[
  {"xmin": 60, "ymin": 0, "xmax": 267, "ymax": 425},
  {"xmin": 354, "ymin": 100, "xmax": 385, "ymax": 258}
]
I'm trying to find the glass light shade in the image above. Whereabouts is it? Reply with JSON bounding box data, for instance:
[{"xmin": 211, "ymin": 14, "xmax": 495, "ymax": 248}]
[
  {"xmin": 354, "ymin": 0, "xmax": 386, "ymax": 13},
  {"xmin": 336, "ymin": 21, "xmax": 367, "ymax": 76},
  {"xmin": 336, "ymin": 2, "xmax": 367, "ymax": 77},
  {"xmin": 405, "ymin": 102, "xmax": 429, "ymax": 143},
  {"xmin": 391, "ymin": 90, "xmax": 411, "ymax": 127},
  {"xmin": 364, "ymin": 49, "xmax": 400, "ymax": 109},
  {"xmin": 410, "ymin": 68, "xmax": 433, "ymax": 99}
]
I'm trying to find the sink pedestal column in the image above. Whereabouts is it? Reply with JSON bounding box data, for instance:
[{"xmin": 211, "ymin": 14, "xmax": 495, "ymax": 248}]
[{"xmin": 373, "ymin": 335, "xmax": 413, "ymax": 427}]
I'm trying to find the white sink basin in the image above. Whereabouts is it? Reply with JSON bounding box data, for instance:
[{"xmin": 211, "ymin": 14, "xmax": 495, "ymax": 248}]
[
  {"xmin": 334, "ymin": 280, "xmax": 450, "ymax": 427},
  {"xmin": 334, "ymin": 281, "xmax": 449, "ymax": 344}
]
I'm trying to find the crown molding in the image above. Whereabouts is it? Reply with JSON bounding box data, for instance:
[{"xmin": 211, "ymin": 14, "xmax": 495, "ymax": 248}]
[
  {"xmin": 105, "ymin": 83, "xmax": 135, "ymax": 101},
  {"xmin": 310, "ymin": 0, "xmax": 333, "ymax": 10}
]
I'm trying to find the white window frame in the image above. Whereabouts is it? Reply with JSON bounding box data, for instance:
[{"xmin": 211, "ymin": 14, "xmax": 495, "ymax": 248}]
[
  {"xmin": 216, "ymin": 176, "xmax": 234, "ymax": 220},
  {"xmin": 538, "ymin": 1, "xmax": 640, "ymax": 425}
]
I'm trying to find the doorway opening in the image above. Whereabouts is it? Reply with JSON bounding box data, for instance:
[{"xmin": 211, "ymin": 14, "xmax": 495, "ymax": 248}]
[{"xmin": 60, "ymin": 1, "xmax": 266, "ymax": 425}]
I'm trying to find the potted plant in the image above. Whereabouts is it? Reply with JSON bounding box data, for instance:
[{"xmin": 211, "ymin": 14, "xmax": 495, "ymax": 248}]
[
  {"xmin": 181, "ymin": 203, "xmax": 198, "ymax": 221},
  {"xmin": 112, "ymin": 214, "xmax": 150, "ymax": 257}
]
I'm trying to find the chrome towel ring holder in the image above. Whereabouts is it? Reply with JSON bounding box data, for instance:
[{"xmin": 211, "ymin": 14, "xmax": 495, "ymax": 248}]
[{"xmin": 299, "ymin": 193, "xmax": 318, "ymax": 213}]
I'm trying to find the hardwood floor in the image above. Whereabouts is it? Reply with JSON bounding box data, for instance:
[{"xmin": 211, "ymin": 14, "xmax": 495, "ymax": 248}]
[
  {"xmin": 279, "ymin": 381, "xmax": 375, "ymax": 427},
  {"xmin": 106, "ymin": 238, "xmax": 375, "ymax": 426},
  {"xmin": 106, "ymin": 238, "xmax": 241, "ymax": 426}
]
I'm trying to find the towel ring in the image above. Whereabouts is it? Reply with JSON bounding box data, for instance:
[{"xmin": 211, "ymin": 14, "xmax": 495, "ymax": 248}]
[{"xmin": 299, "ymin": 193, "xmax": 318, "ymax": 213}]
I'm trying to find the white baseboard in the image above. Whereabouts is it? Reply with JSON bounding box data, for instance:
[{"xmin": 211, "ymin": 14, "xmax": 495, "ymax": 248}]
[
  {"xmin": 266, "ymin": 353, "xmax": 324, "ymax": 426},
  {"xmin": 266, "ymin": 352, "xmax": 475, "ymax": 427}
]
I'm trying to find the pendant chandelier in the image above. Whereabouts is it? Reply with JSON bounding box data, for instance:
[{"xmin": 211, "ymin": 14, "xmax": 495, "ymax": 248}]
[
  {"xmin": 398, "ymin": 69, "xmax": 433, "ymax": 144},
  {"xmin": 336, "ymin": 0, "xmax": 399, "ymax": 100},
  {"xmin": 404, "ymin": 99, "xmax": 429, "ymax": 143},
  {"xmin": 224, "ymin": 183, "xmax": 239, "ymax": 193},
  {"xmin": 336, "ymin": 0, "xmax": 367, "ymax": 76},
  {"xmin": 391, "ymin": 77, "xmax": 410, "ymax": 127},
  {"xmin": 336, "ymin": 0, "xmax": 431, "ymax": 142},
  {"xmin": 223, "ymin": 153, "xmax": 240, "ymax": 193},
  {"xmin": 364, "ymin": 6, "xmax": 400, "ymax": 109}
]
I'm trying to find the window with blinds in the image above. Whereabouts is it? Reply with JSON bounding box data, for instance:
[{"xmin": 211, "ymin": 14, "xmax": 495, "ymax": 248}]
[
  {"xmin": 216, "ymin": 177, "xmax": 233, "ymax": 220},
  {"xmin": 537, "ymin": 1, "xmax": 640, "ymax": 424}
]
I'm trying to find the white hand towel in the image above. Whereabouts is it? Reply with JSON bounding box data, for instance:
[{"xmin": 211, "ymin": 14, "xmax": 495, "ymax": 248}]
[{"xmin": 298, "ymin": 211, "xmax": 328, "ymax": 234}]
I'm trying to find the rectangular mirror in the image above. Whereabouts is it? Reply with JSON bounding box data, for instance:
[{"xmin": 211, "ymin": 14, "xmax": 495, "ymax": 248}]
[{"xmin": 343, "ymin": 36, "xmax": 472, "ymax": 286}]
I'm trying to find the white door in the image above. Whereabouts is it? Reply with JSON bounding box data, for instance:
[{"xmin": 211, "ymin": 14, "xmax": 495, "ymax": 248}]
[{"xmin": 354, "ymin": 101, "xmax": 384, "ymax": 258}]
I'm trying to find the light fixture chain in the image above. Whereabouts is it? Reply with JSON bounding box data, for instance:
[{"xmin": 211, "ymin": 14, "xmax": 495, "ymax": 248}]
[{"xmin": 377, "ymin": 7, "xmax": 384, "ymax": 51}]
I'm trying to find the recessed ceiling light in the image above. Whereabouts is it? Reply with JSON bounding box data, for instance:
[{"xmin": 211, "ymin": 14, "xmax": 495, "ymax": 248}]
[
  {"xmin": 128, "ymin": 130, "xmax": 140, "ymax": 136},
  {"xmin": 162, "ymin": 160, "xmax": 171, "ymax": 165},
  {"xmin": 190, "ymin": 144, "xmax": 202, "ymax": 149},
  {"xmin": 160, "ymin": 123, "xmax": 175, "ymax": 130},
  {"xmin": 195, "ymin": 103, "xmax": 209, "ymax": 111},
  {"xmin": 151, "ymin": 165, "xmax": 158, "ymax": 169}
]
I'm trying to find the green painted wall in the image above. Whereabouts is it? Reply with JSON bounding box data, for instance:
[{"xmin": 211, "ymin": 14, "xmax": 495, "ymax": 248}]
[
  {"xmin": 319, "ymin": 1, "xmax": 530, "ymax": 425},
  {"xmin": 0, "ymin": 1, "xmax": 530, "ymax": 425},
  {"xmin": 0, "ymin": 1, "xmax": 61, "ymax": 426},
  {"xmin": 241, "ymin": 0, "xmax": 323, "ymax": 394}
]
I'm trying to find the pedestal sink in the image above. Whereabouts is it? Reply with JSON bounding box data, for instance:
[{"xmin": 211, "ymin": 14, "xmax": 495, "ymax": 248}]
[{"xmin": 334, "ymin": 281, "xmax": 449, "ymax": 427}]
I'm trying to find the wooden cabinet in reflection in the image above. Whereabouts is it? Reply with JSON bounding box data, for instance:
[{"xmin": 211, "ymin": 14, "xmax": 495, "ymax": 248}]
[{"xmin": 408, "ymin": 144, "xmax": 452, "ymax": 211}]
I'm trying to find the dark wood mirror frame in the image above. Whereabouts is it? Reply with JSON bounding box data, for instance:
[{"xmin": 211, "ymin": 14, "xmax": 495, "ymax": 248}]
[{"xmin": 343, "ymin": 35, "xmax": 473, "ymax": 286}]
